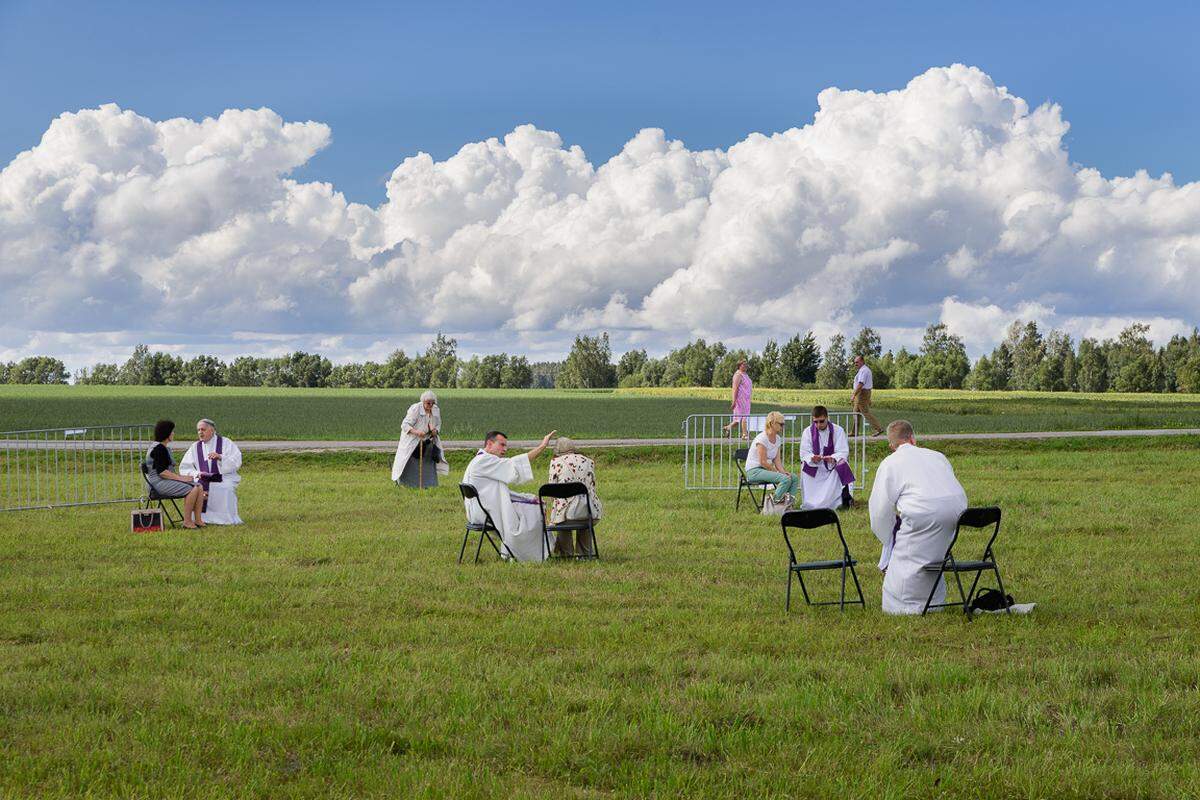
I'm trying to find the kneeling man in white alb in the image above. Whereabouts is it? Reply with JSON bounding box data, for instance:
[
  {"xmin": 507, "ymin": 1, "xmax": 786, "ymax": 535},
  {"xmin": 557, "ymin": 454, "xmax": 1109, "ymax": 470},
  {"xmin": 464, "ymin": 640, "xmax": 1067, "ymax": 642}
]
[
  {"xmin": 868, "ymin": 420, "xmax": 967, "ymax": 614},
  {"xmin": 179, "ymin": 418, "xmax": 244, "ymax": 525}
]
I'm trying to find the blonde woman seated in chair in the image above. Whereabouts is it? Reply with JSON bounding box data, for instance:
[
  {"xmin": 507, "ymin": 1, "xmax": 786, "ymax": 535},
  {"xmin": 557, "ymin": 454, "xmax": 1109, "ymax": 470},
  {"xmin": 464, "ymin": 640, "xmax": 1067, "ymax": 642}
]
[
  {"xmin": 744, "ymin": 411, "xmax": 799, "ymax": 511},
  {"xmin": 547, "ymin": 437, "xmax": 603, "ymax": 557}
]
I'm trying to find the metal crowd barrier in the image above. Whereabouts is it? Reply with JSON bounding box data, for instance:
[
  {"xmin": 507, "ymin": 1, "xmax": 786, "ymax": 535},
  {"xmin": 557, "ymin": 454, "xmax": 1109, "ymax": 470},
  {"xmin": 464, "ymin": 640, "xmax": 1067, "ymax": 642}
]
[
  {"xmin": 0, "ymin": 424, "xmax": 154, "ymax": 512},
  {"xmin": 682, "ymin": 412, "xmax": 868, "ymax": 492}
]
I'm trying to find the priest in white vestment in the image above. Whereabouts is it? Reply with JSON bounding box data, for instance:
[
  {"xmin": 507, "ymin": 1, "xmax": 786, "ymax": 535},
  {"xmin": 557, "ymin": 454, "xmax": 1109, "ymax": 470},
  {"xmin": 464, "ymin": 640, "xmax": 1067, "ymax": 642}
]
[
  {"xmin": 869, "ymin": 420, "xmax": 967, "ymax": 614},
  {"xmin": 179, "ymin": 418, "xmax": 244, "ymax": 525},
  {"xmin": 391, "ymin": 390, "xmax": 450, "ymax": 487},
  {"xmin": 462, "ymin": 429, "xmax": 557, "ymax": 562},
  {"xmin": 798, "ymin": 405, "xmax": 854, "ymax": 510}
]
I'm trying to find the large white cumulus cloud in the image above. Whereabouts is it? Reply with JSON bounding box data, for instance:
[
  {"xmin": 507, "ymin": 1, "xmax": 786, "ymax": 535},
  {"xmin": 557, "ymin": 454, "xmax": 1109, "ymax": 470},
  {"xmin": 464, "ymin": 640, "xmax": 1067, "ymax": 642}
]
[{"xmin": 2, "ymin": 64, "xmax": 1199, "ymax": 366}]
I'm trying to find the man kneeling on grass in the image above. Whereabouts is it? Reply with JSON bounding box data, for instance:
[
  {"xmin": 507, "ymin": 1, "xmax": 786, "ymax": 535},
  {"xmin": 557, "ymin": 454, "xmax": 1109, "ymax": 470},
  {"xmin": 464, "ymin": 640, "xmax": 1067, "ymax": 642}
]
[
  {"xmin": 462, "ymin": 429, "xmax": 556, "ymax": 562},
  {"xmin": 868, "ymin": 420, "xmax": 968, "ymax": 615}
]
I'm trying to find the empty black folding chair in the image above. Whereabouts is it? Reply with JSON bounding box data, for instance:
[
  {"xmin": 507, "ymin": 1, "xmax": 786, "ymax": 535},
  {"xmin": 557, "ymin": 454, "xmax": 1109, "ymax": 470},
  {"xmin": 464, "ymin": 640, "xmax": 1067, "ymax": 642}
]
[
  {"xmin": 781, "ymin": 508, "xmax": 865, "ymax": 611},
  {"xmin": 140, "ymin": 462, "xmax": 184, "ymax": 528},
  {"xmin": 458, "ymin": 483, "xmax": 516, "ymax": 563},
  {"xmin": 920, "ymin": 506, "xmax": 1010, "ymax": 618},
  {"xmin": 734, "ymin": 447, "xmax": 772, "ymax": 512},
  {"xmin": 537, "ymin": 482, "xmax": 599, "ymax": 560}
]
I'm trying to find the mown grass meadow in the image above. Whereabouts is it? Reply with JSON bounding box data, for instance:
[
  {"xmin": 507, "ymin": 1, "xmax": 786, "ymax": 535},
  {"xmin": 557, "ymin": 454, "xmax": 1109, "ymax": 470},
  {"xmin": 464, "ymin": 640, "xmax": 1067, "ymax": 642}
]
[
  {"xmin": 2, "ymin": 385, "xmax": 1200, "ymax": 440},
  {"xmin": 2, "ymin": 437, "xmax": 1198, "ymax": 797}
]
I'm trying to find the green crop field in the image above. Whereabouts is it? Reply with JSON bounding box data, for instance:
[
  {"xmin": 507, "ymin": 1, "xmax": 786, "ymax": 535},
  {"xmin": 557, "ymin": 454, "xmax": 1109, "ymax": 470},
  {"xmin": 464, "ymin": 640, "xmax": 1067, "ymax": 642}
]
[
  {"xmin": 2, "ymin": 385, "xmax": 1200, "ymax": 440},
  {"xmin": 2, "ymin": 438, "xmax": 1198, "ymax": 797}
]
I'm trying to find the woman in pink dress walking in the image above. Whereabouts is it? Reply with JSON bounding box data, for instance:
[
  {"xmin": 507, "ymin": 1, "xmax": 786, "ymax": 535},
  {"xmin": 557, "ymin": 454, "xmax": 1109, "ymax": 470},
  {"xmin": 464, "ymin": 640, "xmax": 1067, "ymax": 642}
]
[{"xmin": 723, "ymin": 360, "xmax": 753, "ymax": 439}]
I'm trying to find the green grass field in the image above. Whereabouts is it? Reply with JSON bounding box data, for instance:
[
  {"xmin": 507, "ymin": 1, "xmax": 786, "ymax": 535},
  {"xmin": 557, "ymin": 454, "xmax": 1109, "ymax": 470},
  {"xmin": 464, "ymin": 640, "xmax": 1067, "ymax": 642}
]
[
  {"xmin": 2, "ymin": 438, "xmax": 1198, "ymax": 797},
  {"xmin": 2, "ymin": 385, "xmax": 1200, "ymax": 440}
]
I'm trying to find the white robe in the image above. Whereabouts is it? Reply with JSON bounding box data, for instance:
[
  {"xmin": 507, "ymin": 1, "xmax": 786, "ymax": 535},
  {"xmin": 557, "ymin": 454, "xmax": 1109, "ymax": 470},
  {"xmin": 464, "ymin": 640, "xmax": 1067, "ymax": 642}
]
[
  {"xmin": 462, "ymin": 451, "xmax": 547, "ymax": 562},
  {"xmin": 179, "ymin": 435, "xmax": 244, "ymax": 525},
  {"xmin": 798, "ymin": 422, "xmax": 850, "ymax": 510},
  {"xmin": 868, "ymin": 443, "xmax": 967, "ymax": 614},
  {"xmin": 391, "ymin": 402, "xmax": 450, "ymax": 482}
]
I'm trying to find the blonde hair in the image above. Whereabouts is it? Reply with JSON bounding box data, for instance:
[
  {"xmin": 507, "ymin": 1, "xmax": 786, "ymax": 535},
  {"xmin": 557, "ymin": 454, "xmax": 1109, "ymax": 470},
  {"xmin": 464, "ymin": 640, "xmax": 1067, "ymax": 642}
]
[{"xmin": 765, "ymin": 411, "xmax": 786, "ymax": 433}]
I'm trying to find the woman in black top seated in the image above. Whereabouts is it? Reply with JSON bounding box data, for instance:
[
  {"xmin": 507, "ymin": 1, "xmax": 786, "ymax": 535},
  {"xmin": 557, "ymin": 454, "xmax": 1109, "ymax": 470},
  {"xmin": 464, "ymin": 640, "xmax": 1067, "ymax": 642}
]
[{"xmin": 146, "ymin": 419, "xmax": 207, "ymax": 528}]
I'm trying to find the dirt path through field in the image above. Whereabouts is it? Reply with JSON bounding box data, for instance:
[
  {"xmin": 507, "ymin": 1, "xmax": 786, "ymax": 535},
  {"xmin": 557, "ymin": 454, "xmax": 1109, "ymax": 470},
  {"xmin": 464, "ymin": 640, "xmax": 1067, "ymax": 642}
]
[{"xmin": 216, "ymin": 427, "xmax": 1200, "ymax": 452}]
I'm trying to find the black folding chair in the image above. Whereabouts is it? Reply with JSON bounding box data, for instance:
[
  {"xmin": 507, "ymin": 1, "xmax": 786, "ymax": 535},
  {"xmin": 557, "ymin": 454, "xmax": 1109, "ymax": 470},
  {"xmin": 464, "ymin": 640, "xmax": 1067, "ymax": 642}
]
[
  {"xmin": 140, "ymin": 462, "xmax": 184, "ymax": 528},
  {"xmin": 920, "ymin": 506, "xmax": 1010, "ymax": 618},
  {"xmin": 734, "ymin": 447, "xmax": 772, "ymax": 512},
  {"xmin": 458, "ymin": 483, "xmax": 516, "ymax": 563},
  {"xmin": 538, "ymin": 482, "xmax": 599, "ymax": 560},
  {"xmin": 781, "ymin": 509, "xmax": 865, "ymax": 611}
]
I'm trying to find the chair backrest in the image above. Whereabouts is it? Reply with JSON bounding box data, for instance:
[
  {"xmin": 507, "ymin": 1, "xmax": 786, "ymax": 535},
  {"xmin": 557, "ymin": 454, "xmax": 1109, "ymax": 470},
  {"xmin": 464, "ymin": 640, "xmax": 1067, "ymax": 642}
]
[
  {"xmin": 734, "ymin": 447, "xmax": 751, "ymax": 478},
  {"xmin": 780, "ymin": 508, "xmax": 849, "ymax": 563},
  {"xmin": 537, "ymin": 481, "xmax": 593, "ymax": 521},
  {"xmin": 949, "ymin": 505, "xmax": 1002, "ymax": 559},
  {"xmin": 958, "ymin": 506, "xmax": 1001, "ymax": 529},
  {"xmin": 538, "ymin": 481, "xmax": 587, "ymax": 501},
  {"xmin": 458, "ymin": 483, "xmax": 497, "ymax": 529},
  {"xmin": 139, "ymin": 459, "xmax": 154, "ymax": 486}
]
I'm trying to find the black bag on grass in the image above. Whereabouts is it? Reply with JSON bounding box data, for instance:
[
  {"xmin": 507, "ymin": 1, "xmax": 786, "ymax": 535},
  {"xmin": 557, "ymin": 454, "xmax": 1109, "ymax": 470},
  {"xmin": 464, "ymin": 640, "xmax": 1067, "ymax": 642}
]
[{"xmin": 969, "ymin": 588, "xmax": 1014, "ymax": 612}]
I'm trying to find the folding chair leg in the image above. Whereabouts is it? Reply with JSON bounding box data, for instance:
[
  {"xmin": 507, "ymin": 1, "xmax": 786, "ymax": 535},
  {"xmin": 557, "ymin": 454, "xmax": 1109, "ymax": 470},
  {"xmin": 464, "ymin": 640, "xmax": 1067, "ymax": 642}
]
[
  {"xmin": 459, "ymin": 530, "xmax": 470, "ymax": 563},
  {"xmin": 952, "ymin": 568, "xmax": 971, "ymax": 619},
  {"xmin": 492, "ymin": 533, "xmax": 516, "ymax": 562},
  {"xmin": 736, "ymin": 483, "xmax": 743, "ymax": 511},
  {"xmin": 796, "ymin": 572, "xmax": 812, "ymax": 606},
  {"xmin": 991, "ymin": 559, "xmax": 1012, "ymax": 615},
  {"xmin": 964, "ymin": 569, "xmax": 984, "ymax": 611},
  {"xmin": 848, "ymin": 563, "xmax": 866, "ymax": 607},
  {"xmin": 839, "ymin": 565, "xmax": 847, "ymax": 610},
  {"xmin": 920, "ymin": 568, "xmax": 945, "ymax": 616},
  {"xmin": 786, "ymin": 570, "xmax": 793, "ymax": 612},
  {"xmin": 474, "ymin": 530, "xmax": 486, "ymax": 563},
  {"xmin": 159, "ymin": 498, "xmax": 183, "ymax": 528}
]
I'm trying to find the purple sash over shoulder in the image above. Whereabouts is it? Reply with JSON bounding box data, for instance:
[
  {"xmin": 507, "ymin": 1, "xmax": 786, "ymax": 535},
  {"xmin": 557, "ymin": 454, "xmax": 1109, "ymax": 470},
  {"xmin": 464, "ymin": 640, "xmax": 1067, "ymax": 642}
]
[
  {"xmin": 194, "ymin": 435, "xmax": 223, "ymax": 512},
  {"xmin": 801, "ymin": 424, "xmax": 854, "ymax": 486}
]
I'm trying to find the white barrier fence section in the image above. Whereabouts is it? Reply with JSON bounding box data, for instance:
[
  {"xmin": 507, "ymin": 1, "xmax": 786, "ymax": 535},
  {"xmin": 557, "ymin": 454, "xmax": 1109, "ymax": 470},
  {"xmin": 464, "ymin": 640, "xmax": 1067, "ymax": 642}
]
[
  {"xmin": 682, "ymin": 413, "xmax": 868, "ymax": 492},
  {"xmin": 0, "ymin": 424, "xmax": 154, "ymax": 512}
]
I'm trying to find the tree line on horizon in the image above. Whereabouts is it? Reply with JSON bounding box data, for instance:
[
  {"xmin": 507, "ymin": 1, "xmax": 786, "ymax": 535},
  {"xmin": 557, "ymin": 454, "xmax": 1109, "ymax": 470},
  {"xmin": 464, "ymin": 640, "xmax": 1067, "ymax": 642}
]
[{"xmin": 4, "ymin": 321, "xmax": 1200, "ymax": 394}]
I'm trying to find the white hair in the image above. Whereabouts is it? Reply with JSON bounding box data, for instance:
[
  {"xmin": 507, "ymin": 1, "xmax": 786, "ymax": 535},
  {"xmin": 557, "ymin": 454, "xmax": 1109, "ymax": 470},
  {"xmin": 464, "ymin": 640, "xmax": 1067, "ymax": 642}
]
[
  {"xmin": 420, "ymin": 390, "xmax": 437, "ymax": 404},
  {"xmin": 197, "ymin": 418, "xmax": 216, "ymax": 431}
]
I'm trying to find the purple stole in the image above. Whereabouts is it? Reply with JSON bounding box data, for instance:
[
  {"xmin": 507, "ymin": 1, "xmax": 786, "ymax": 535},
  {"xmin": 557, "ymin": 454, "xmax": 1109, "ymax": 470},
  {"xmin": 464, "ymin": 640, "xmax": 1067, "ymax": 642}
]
[
  {"xmin": 801, "ymin": 424, "xmax": 855, "ymax": 486},
  {"xmin": 194, "ymin": 436, "xmax": 223, "ymax": 512}
]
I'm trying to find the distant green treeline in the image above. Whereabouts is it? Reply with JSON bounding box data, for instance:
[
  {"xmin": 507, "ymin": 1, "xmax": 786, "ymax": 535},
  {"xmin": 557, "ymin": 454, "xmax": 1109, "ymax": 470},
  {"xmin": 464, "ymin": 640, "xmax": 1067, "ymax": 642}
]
[{"xmin": 7, "ymin": 321, "xmax": 1200, "ymax": 393}]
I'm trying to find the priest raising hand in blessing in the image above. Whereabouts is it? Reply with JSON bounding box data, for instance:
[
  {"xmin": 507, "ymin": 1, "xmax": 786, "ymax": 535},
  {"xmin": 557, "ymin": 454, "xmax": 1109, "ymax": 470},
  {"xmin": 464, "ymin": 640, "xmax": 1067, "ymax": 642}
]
[{"xmin": 462, "ymin": 429, "xmax": 557, "ymax": 562}]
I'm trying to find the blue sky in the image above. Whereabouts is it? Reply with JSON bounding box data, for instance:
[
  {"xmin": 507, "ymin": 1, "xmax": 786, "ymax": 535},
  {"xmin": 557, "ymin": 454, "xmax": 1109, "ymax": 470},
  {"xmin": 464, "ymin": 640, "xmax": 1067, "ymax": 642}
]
[
  {"xmin": 2, "ymin": 1, "xmax": 1199, "ymax": 369},
  {"xmin": 3, "ymin": 1, "xmax": 1198, "ymax": 204}
]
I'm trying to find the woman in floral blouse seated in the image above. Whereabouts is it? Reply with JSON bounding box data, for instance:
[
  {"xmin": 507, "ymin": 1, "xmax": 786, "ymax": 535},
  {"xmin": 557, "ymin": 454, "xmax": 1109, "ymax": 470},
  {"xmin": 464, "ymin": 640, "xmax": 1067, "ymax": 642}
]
[{"xmin": 547, "ymin": 437, "xmax": 604, "ymax": 557}]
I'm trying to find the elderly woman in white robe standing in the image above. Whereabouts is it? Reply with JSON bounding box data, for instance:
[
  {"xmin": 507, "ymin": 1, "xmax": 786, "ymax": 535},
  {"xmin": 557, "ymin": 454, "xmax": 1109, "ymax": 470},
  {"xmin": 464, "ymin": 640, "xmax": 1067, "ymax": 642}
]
[{"xmin": 392, "ymin": 390, "xmax": 449, "ymax": 488}]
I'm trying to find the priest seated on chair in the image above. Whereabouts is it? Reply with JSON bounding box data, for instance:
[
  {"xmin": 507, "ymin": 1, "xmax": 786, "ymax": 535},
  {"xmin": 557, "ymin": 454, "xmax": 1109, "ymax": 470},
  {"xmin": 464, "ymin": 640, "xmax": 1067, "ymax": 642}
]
[
  {"xmin": 461, "ymin": 429, "xmax": 556, "ymax": 562},
  {"xmin": 179, "ymin": 418, "xmax": 244, "ymax": 525},
  {"xmin": 798, "ymin": 405, "xmax": 855, "ymax": 511}
]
